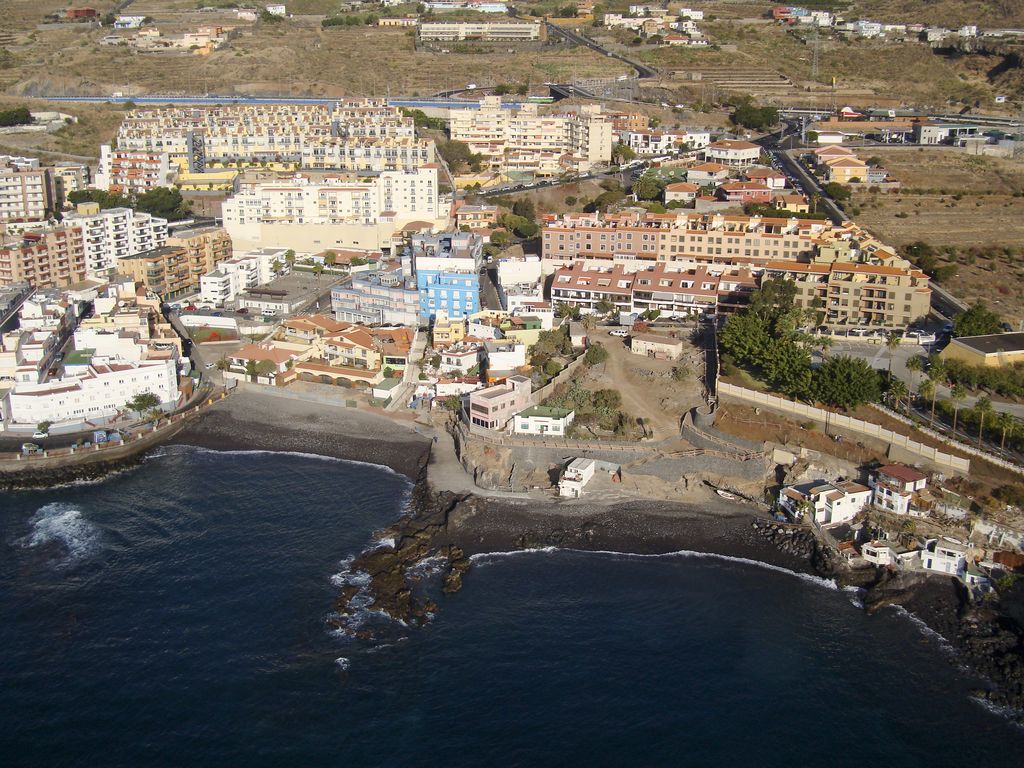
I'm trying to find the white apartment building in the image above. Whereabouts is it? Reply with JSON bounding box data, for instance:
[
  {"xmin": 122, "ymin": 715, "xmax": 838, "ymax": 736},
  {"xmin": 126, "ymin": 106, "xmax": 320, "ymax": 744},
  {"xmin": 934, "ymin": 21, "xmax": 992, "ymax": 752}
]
[
  {"xmin": 449, "ymin": 97, "xmax": 612, "ymax": 177},
  {"xmin": 300, "ymin": 137, "xmax": 434, "ymax": 172},
  {"xmin": 418, "ymin": 21, "xmax": 542, "ymax": 41},
  {"xmin": 222, "ymin": 168, "xmax": 442, "ymax": 252},
  {"xmin": 702, "ymin": 140, "xmax": 762, "ymax": 168},
  {"xmin": 114, "ymin": 101, "xmax": 414, "ymax": 169},
  {"xmin": 63, "ymin": 207, "xmax": 169, "ymax": 277},
  {"xmin": 5, "ymin": 358, "xmax": 178, "ymax": 426},
  {"xmin": 620, "ymin": 129, "xmax": 711, "ymax": 156},
  {"xmin": 95, "ymin": 144, "xmax": 174, "ymax": 195},
  {"xmin": 199, "ymin": 247, "xmax": 290, "ymax": 306}
]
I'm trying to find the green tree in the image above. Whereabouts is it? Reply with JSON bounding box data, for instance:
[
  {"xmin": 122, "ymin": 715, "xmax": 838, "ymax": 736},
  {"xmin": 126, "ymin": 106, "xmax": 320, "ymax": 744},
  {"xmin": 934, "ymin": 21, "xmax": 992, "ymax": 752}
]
[
  {"xmin": 323, "ymin": 251, "xmax": 337, "ymax": 267},
  {"xmin": 918, "ymin": 379, "xmax": 934, "ymax": 422},
  {"xmin": 125, "ymin": 391, "xmax": 161, "ymax": 416},
  {"xmin": 584, "ymin": 343, "xmax": 609, "ymax": 366},
  {"xmin": 632, "ymin": 172, "xmax": 663, "ymax": 201},
  {"xmin": 36, "ymin": 420, "xmax": 52, "ymax": 435},
  {"xmin": 762, "ymin": 338, "xmax": 812, "ymax": 398},
  {"xmin": 443, "ymin": 395, "xmax": 462, "ymax": 412},
  {"xmin": 136, "ymin": 187, "xmax": 190, "ymax": 220},
  {"xmin": 284, "ymin": 249, "xmax": 296, "ymax": 266},
  {"xmin": 730, "ymin": 103, "xmax": 778, "ymax": 131},
  {"xmin": 812, "ymin": 355, "xmax": 881, "ymax": 410},
  {"xmin": 611, "ymin": 143, "xmax": 636, "ymax": 164},
  {"xmin": 823, "ymin": 182, "xmax": 851, "ymax": 201},
  {"xmin": 953, "ymin": 302, "xmax": 1003, "ymax": 338},
  {"xmin": 0, "ymin": 106, "xmax": 32, "ymax": 127},
  {"xmin": 512, "ymin": 198, "xmax": 536, "ymax": 221}
]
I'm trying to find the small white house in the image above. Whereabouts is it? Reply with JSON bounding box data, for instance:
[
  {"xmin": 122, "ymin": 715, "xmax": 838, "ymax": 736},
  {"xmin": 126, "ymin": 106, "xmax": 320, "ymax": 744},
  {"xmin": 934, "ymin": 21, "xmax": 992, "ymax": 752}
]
[
  {"xmin": 439, "ymin": 345, "xmax": 481, "ymax": 375},
  {"xmin": 861, "ymin": 541, "xmax": 919, "ymax": 568},
  {"xmin": 265, "ymin": 4, "xmax": 287, "ymax": 16},
  {"xmin": 513, "ymin": 405, "xmax": 574, "ymax": 436},
  {"xmin": 559, "ymin": 458, "xmax": 597, "ymax": 498},
  {"xmin": 778, "ymin": 480, "xmax": 872, "ymax": 526},
  {"xmin": 922, "ymin": 538, "xmax": 967, "ymax": 576}
]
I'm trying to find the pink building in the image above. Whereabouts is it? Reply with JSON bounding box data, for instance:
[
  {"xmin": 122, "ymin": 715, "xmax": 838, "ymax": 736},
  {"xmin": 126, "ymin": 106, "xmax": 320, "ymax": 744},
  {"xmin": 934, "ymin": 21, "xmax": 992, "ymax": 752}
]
[{"xmin": 467, "ymin": 375, "xmax": 532, "ymax": 430}]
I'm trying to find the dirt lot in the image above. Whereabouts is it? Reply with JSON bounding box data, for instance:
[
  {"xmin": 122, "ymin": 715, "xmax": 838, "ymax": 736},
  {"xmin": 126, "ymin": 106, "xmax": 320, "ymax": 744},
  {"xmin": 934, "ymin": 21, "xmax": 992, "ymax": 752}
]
[
  {"xmin": 848, "ymin": 148, "xmax": 1024, "ymax": 325},
  {"xmin": 579, "ymin": 326, "xmax": 705, "ymax": 439}
]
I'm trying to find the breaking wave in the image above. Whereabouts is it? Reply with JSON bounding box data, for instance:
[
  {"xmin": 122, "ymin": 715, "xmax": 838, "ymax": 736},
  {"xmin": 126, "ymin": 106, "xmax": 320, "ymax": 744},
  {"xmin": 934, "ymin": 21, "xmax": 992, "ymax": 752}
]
[
  {"xmin": 19, "ymin": 503, "xmax": 102, "ymax": 563},
  {"xmin": 471, "ymin": 546, "xmax": 839, "ymax": 590}
]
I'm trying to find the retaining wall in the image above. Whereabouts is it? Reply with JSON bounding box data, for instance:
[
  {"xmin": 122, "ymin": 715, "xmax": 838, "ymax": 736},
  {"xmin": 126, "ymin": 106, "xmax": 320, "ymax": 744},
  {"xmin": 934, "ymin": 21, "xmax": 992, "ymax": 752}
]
[{"xmin": 718, "ymin": 381, "xmax": 971, "ymax": 474}]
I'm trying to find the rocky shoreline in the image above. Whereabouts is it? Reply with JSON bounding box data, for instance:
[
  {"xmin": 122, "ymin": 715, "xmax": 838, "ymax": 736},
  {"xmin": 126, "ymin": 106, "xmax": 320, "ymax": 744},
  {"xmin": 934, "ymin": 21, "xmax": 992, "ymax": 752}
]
[{"xmin": 6, "ymin": 392, "xmax": 1023, "ymax": 723}]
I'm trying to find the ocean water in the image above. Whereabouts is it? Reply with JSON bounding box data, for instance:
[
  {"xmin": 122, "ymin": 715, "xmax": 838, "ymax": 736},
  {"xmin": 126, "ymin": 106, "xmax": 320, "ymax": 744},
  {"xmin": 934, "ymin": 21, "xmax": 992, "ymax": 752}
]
[{"xmin": 1, "ymin": 446, "xmax": 1022, "ymax": 767}]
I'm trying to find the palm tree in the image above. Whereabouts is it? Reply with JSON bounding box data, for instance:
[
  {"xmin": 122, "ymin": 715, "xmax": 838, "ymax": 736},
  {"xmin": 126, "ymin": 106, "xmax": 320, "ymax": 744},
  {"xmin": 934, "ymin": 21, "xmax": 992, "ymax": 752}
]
[
  {"xmin": 918, "ymin": 379, "xmax": 935, "ymax": 424},
  {"xmin": 886, "ymin": 331, "xmax": 901, "ymax": 375},
  {"xmin": 887, "ymin": 377, "xmax": 908, "ymax": 413},
  {"xmin": 950, "ymin": 383, "xmax": 967, "ymax": 439},
  {"xmin": 906, "ymin": 354, "xmax": 923, "ymax": 392},
  {"xmin": 927, "ymin": 357, "xmax": 946, "ymax": 425},
  {"xmin": 974, "ymin": 396, "xmax": 993, "ymax": 449},
  {"xmin": 994, "ymin": 410, "xmax": 1017, "ymax": 451}
]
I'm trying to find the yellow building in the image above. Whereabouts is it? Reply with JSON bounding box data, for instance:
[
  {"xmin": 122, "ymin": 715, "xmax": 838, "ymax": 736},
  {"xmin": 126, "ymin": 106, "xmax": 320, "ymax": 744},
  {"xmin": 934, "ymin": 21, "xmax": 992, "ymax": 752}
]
[
  {"xmin": 432, "ymin": 311, "xmax": 467, "ymax": 348},
  {"xmin": 117, "ymin": 246, "xmax": 192, "ymax": 297},
  {"xmin": 941, "ymin": 333, "xmax": 1024, "ymax": 368}
]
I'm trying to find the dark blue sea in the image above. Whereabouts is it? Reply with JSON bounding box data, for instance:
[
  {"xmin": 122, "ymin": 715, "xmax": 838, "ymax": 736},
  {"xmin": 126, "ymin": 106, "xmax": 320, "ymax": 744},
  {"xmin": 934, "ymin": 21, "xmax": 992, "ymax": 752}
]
[{"xmin": 2, "ymin": 446, "xmax": 1022, "ymax": 767}]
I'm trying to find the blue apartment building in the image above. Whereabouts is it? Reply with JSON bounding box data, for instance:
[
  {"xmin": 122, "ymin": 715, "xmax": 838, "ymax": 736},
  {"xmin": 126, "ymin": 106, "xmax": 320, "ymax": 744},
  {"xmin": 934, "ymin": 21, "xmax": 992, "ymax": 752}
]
[{"xmin": 406, "ymin": 232, "xmax": 483, "ymax": 322}]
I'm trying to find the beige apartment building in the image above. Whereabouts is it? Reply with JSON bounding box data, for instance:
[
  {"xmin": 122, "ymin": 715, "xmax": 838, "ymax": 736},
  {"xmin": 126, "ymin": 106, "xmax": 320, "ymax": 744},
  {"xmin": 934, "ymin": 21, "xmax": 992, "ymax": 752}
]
[
  {"xmin": 541, "ymin": 210, "xmax": 930, "ymax": 328},
  {"xmin": 117, "ymin": 245, "xmax": 193, "ymax": 297},
  {"xmin": 166, "ymin": 225, "xmax": 232, "ymax": 283},
  {"xmin": 0, "ymin": 227, "xmax": 87, "ymax": 288},
  {"xmin": 450, "ymin": 97, "xmax": 612, "ymax": 177},
  {"xmin": 0, "ymin": 159, "xmax": 56, "ymax": 224}
]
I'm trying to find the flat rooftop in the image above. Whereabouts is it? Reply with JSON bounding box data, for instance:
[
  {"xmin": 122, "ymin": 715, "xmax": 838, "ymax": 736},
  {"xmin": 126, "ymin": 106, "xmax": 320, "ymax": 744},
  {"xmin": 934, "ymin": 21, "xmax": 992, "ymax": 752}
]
[
  {"xmin": 951, "ymin": 332, "xmax": 1024, "ymax": 355},
  {"xmin": 518, "ymin": 405, "xmax": 572, "ymax": 419}
]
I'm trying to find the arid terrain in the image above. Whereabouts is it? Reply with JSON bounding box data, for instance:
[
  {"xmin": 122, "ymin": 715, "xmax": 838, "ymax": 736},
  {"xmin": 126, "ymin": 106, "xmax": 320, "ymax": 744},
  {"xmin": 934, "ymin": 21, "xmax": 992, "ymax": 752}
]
[{"xmin": 848, "ymin": 147, "xmax": 1024, "ymax": 324}]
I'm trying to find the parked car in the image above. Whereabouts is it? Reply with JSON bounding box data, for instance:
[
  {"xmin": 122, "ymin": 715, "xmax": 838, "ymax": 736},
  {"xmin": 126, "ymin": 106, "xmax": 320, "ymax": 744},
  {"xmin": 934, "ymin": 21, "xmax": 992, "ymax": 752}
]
[
  {"xmin": 32, "ymin": 430, "xmax": 48, "ymax": 439},
  {"xmin": 941, "ymin": 322, "xmax": 954, "ymax": 334},
  {"xmin": 609, "ymin": 329, "xmax": 629, "ymax": 338},
  {"xmin": 205, "ymin": 363, "xmax": 216, "ymax": 370},
  {"xmin": 849, "ymin": 327, "xmax": 870, "ymax": 336}
]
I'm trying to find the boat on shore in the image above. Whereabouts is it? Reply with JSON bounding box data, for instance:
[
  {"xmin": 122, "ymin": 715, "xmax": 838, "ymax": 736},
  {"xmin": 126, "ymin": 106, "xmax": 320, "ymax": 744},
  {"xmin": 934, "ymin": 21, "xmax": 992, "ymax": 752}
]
[{"xmin": 716, "ymin": 489, "xmax": 738, "ymax": 501}]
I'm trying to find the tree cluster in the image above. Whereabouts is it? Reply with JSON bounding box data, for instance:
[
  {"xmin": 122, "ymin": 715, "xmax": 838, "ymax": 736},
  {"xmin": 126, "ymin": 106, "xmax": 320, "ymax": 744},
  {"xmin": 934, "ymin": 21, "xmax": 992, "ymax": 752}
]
[
  {"xmin": 729, "ymin": 102, "xmax": 778, "ymax": 131},
  {"xmin": 0, "ymin": 106, "xmax": 32, "ymax": 127},
  {"xmin": 68, "ymin": 187, "xmax": 191, "ymax": 221},
  {"xmin": 437, "ymin": 139, "xmax": 484, "ymax": 174},
  {"xmin": 719, "ymin": 279, "xmax": 883, "ymax": 409},
  {"xmin": 953, "ymin": 302, "xmax": 1004, "ymax": 338},
  {"xmin": 546, "ymin": 380, "xmax": 636, "ymax": 436},
  {"xmin": 400, "ymin": 108, "xmax": 446, "ymax": 131}
]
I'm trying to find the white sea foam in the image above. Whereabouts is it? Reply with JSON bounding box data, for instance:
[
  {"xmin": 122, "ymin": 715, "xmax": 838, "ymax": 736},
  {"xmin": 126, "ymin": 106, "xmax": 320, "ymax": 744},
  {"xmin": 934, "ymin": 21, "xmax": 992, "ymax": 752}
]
[
  {"xmin": 19, "ymin": 503, "xmax": 101, "ymax": 562},
  {"xmin": 167, "ymin": 444, "xmax": 410, "ymax": 480},
  {"xmin": 970, "ymin": 696, "xmax": 1024, "ymax": 729},
  {"xmin": 844, "ymin": 585, "xmax": 866, "ymax": 609},
  {"xmin": 334, "ymin": 657, "xmax": 351, "ymax": 670},
  {"xmin": 888, "ymin": 605, "xmax": 956, "ymax": 654},
  {"xmin": 471, "ymin": 546, "xmax": 839, "ymax": 591},
  {"xmin": 372, "ymin": 537, "xmax": 396, "ymax": 551}
]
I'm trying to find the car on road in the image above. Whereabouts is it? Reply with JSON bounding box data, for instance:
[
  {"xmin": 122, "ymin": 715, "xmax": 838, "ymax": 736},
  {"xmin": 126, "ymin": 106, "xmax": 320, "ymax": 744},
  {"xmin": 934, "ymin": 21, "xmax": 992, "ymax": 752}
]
[
  {"xmin": 904, "ymin": 330, "xmax": 937, "ymax": 345},
  {"xmin": 941, "ymin": 322, "xmax": 954, "ymax": 334},
  {"xmin": 205, "ymin": 363, "xmax": 216, "ymax": 370},
  {"xmin": 22, "ymin": 442, "xmax": 41, "ymax": 454},
  {"xmin": 609, "ymin": 329, "xmax": 629, "ymax": 337},
  {"xmin": 32, "ymin": 430, "xmax": 48, "ymax": 439},
  {"xmin": 848, "ymin": 327, "xmax": 870, "ymax": 336}
]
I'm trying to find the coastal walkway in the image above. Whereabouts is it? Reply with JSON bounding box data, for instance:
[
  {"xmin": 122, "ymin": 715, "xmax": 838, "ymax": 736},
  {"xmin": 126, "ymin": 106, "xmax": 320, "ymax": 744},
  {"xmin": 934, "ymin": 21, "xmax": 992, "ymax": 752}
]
[{"xmin": 0, "ymin": 390, "xmax": 233, "ymax": 474}]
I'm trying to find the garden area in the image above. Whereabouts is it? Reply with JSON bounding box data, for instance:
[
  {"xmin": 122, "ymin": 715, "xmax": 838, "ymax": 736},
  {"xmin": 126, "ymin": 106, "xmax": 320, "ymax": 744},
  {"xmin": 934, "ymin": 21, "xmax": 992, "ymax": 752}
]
[{"xmin": 190, "ymin": 326, "xmax": 239, "ymax": 344}]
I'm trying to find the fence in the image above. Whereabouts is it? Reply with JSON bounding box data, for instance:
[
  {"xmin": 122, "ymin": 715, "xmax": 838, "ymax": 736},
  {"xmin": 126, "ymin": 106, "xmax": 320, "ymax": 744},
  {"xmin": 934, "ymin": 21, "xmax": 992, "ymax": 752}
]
[
  {"xmin": 718, "ymin": 381, "xmax": 971, "ymax": 474},
  {"xmin": 869, "ymin": 403, "xmax": 1024, "ymax": 477},
  {"xmin": 524, "ymin": 354, "xmax": 587, "ymax": 408}
]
